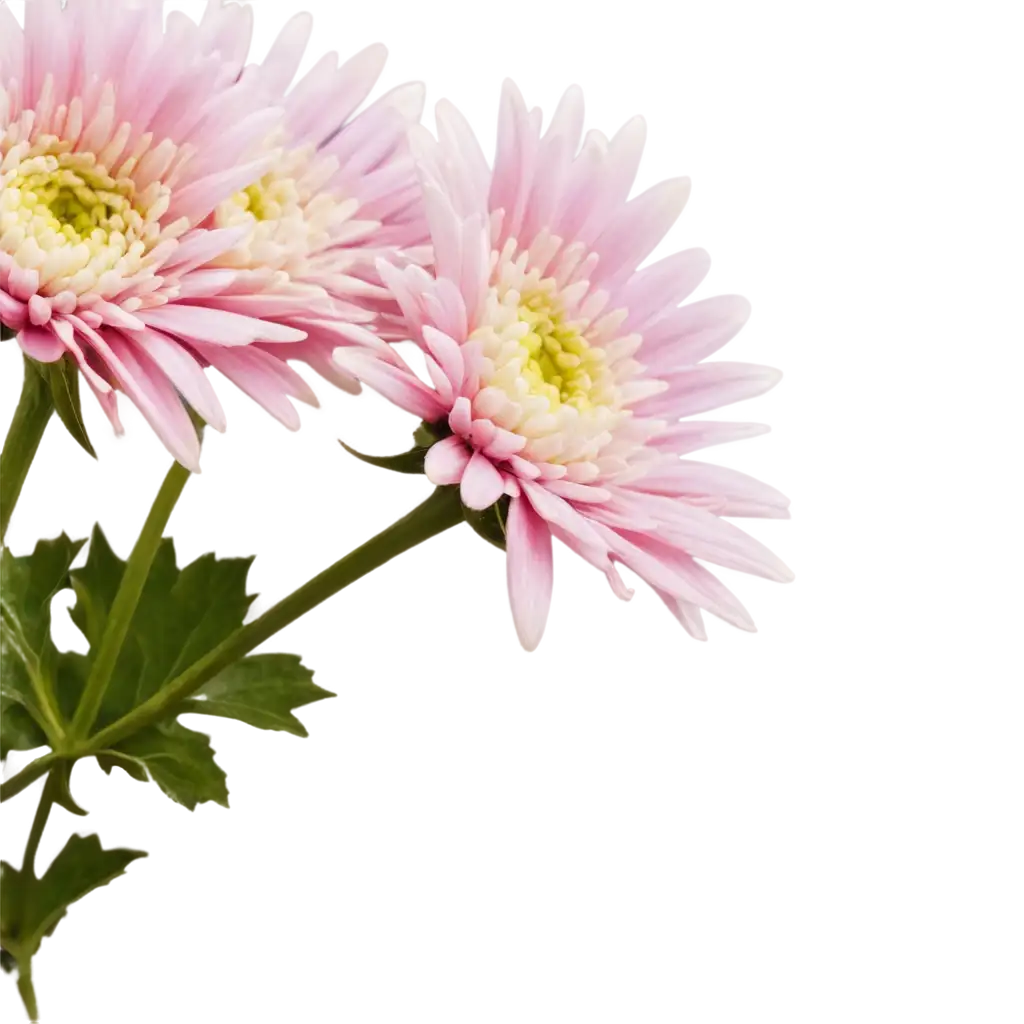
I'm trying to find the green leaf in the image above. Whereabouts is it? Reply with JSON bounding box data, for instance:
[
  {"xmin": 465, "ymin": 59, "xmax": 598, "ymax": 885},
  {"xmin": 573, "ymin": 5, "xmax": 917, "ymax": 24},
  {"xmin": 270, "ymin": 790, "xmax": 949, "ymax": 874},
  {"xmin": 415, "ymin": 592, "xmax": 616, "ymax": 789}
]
[
  {"xmin": 0, "ymin": 860, "xmax": 23, "ymax": 937},
  {"xmin": 181, "ymin": 654, "xmax": 334, "ymax": 737},
  {"xmin": 110, "ymin": 721, "xmax": 229, "ymax": 810},
  {"xmin": 25, "ymin": 540, "xmax": 72, "ymax": 618},
  {"xmin": 52, "ymin": 651, "xmax": 89, "ymax": 729},
  {"xmin": 70, "ymin": 528, "xmax": 124, "ymax": 638},
  {"xmin": 1, "ymin": 834, "xmax": 146, "ymax": 963},
  {"xmin": 50, "ymin": 760, "xmax": 87, "ymax": 817},
  {"xmin": 0, "ymin": 700, "xmax": 47, "ymax": 757},
  {"xmin": 166, "ymin": 552, "xmax": 250, "ymax": 679},
  {"xmin": 0, "ymin": 535, "xmax": 85, "ymax": 751},
  {"xmin": 66, "ymin": 527, "xmax": 254, "ymax": 731},
  {"xmin": 96, "ymin": 540, "xmax": 191, "ymax": 724},
  {"xmin": 0, "ymin": 324, "xmax": 13, "ymax": 342}
]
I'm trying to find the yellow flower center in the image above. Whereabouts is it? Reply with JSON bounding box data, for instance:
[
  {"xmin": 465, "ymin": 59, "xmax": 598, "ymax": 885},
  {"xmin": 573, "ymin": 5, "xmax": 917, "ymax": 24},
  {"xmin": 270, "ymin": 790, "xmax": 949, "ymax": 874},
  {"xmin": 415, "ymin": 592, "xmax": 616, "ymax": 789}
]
[
  {"xmin": 212, "ymin": 144, "xmax": 354, "ymax": 276},
  {"xmin": 1, "ymin": 139, "xmax": 172, "ymax": 297},
  {"xmin": 468, "ymin": 238, "xmax": 659, "ymax": 477},
  {"xmin": 517, "ymin": 288, "xmax": 610, "ymax": 412},
  {"xmin": 234, "ymin": 173, "xmax": 299, "ymax": 224}
]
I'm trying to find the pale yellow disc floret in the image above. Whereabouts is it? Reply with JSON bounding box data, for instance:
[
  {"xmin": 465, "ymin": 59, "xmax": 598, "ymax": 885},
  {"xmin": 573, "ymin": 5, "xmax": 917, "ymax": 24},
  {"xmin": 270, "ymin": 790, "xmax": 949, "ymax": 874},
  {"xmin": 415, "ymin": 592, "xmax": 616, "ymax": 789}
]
[
  {"xmin": 0, "ymin": 135, "xmax": 177, "ymax": 299},
  {"xmin": 212, "ymin": 142, "xmax": 358, "ymax": 277}
]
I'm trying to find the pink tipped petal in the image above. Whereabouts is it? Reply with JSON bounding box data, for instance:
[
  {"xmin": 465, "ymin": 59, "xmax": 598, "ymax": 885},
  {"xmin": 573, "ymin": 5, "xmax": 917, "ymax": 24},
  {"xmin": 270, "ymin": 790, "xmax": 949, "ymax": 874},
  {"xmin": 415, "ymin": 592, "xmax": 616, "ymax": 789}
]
[
  {"xmin": 163, "ymin": 226, "xmax": 252, "ymax": 274},
  {"xmin": 99, "ymin": 336, "xmax": 202, "ymax": 471},
  {"xmin": 643, "ymin": 296, "xmax": 753, "ymax": 367},
  {"xmin": 8, "ymin": 265, "xmax": 40, "ymax": 302},
  {"xmin": 166, "ymin": 154, "xmax": 279, "ymax": 225},
  {"xmin": 639, "ymin": 363, "xmax": 782, "ymax": 419},
  {"xmin": 334, "ymin": 350, "xmax": 446, "ymax": 421},
  {"xmin": 141, "ymin": 306, "xmax": 307, "ymax": 346},
  {"xmin": 194, "ymin": 344, "xmax": 302, "ymax": 431},
  {"xmin": 18, "ymin": 325, "xmax": 64, "ymax": 362},
  {"xmin": 422, "ymin": 325, "xmax": 466, "ymax": 390},
  {"xmin": 136, "ymin": 328, "xmax": 227, "ymax": 432},
  {"xmin": 520, "ymin": 481, "xmax": 607, "ymax": 554},
  {"xmin": 449, "ymin": 395, "xmax": 473, "ymax": 436},
  {"xmin": 461, "ymin": 451, "xmax": 505, "ymax": 510},
  {"xmin": 506, "ymin": 495, "xmax": 554, "ymax": 652},
  {"xmin": 424, "ymin": 435, "xmax": 471, "ymax": 486}
]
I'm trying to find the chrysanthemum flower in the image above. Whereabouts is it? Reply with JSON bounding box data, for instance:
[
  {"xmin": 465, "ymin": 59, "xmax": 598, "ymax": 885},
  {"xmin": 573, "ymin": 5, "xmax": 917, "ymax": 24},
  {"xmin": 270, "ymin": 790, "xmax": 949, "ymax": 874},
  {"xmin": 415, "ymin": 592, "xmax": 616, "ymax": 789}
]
[
  {"xmin": 0, "ymin": 1, "xmax": 425, "ymax": 469},
  {"xmin": 192, "ymin": 0, "xmax": 432, "ymax": 352},
  {"xmin": 336, "ymin": 82, "xmax": 792, "ymax": 649}
]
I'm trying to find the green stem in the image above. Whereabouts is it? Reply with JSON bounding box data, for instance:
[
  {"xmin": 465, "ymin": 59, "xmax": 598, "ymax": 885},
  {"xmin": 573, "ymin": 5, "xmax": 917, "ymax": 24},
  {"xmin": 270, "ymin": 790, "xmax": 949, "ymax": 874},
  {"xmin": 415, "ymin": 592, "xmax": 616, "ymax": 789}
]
[
  {"xmin": 0, "ymin": 757, "xmax": 58, "ymax": 802},
  {"xmin": 1, "ymin": 358, "xmax": 54, "ymax": 546},
  {"xmin": 16, "ymin": 967, "xmax": 38, "ymax": 1022},
  {"xmin": 69, "ymin": 461, "xmax": 192, "ymax": 739},
  {"xmin": 12, "ymin": 773, "xmax": 56, "ymax": 1022},
  {"xmin": 84, "ymin": 486, "xmax": 464, "ymax": 754}
]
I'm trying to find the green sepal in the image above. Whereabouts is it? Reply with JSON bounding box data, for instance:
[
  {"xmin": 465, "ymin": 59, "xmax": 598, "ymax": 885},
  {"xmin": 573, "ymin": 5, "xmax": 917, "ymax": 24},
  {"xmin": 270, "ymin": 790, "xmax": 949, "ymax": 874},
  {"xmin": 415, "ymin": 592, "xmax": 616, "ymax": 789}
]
[
  {"xmin": 464, "ymin": 495, "xmax": 512, "ymax": 552},
  {"xmin": 43, "ymin": 358, "xmax": 93, "ymax": 450},
  {"xmin": 339, "ymin": 439, "xmax": 429, "ymax": 474},
  {"xmin": 0, "ymin": 323, "xmax": 13, "ymax": 342},
  {"xmin": 412, "ymin": 419, "xmax": 453, "ymax": 448}
]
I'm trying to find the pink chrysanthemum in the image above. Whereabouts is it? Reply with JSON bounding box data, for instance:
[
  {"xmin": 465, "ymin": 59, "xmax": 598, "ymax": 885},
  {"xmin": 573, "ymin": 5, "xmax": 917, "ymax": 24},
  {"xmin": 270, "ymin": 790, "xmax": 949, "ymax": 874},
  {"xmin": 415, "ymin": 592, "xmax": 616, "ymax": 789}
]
[
  {"xmin": 0, "ymin": 1, "xmax": 425, "ymax": 469},
  {"xmin": 193, "ymin": 0, "xmax": 430, "ymax": 350},
  {"xmin": 336, "ymin": 82, "xmax": 792, "ymax": 649}
]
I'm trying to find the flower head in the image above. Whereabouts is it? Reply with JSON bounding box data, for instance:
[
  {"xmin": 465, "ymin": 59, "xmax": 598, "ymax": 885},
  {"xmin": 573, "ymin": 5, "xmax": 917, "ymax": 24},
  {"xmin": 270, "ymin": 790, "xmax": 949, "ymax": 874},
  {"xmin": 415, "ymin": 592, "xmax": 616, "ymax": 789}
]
[
  {"xmin": 193, "ymin": 1, "xmax": 430, "ymax": 352},
  {"xmin": 336, "ymin": 82, "xmax": 792, "ymax": 649},
  {"xmin": 1, "ymin": 1, "xmax": 425, "ymax": 468}
]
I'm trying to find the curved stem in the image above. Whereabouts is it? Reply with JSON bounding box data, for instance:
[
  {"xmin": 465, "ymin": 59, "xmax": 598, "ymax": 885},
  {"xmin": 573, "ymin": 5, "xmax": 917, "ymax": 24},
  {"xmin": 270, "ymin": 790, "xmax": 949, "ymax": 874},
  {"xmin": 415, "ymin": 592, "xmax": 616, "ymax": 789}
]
[
  {"xmin": 22, "ymin": 772, "xmax": 56, "ymax": 876},
  {"xmin": 84, "ymin": 486, "xmax": 464, "ymax": 754},
  {"xmin": 1, "ymin": 358, "xmax": 54, "ymax": 546},
  {"xmin": 0, "ymin": 754, "xmax": 58, "ymax": 804},
  {"xmin": 69, "ymin": 461, "xmax": 192, "ymax": 739}
]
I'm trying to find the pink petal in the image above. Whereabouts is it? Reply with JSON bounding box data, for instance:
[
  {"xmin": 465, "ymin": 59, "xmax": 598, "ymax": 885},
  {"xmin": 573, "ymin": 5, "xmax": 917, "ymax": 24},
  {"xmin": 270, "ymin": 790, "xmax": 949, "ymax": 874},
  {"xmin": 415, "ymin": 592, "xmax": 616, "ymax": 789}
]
[
  {"xmin": 100, "ymin": 335, "xmax": 202, "ymax": 471},
  {"xmin": 334, "ymin": 349, "xmax": 445, "ymax": 421},
  {"xmin": 163, "ymin": 226, "xmax": 251, "ymax": 275},
  {"xmin": 141, "ymin": 306, "xmax": 307, "ymax": 346},
  {"xmin": 0, "ymin": 291, "xmax": 28, "ymax": 330},
  {"xmin": 460, "ymin": 451, "xmax": 505, "ymax": 510},
  {"xmin": 137, "ymin": 328, "xmax": 227, "ymax": 432},
  {"xmin": 482, "ymin": 427, "xmax": 527, "ymax": 461},
  {"xmin": 167, "ymin": 154, "xmax": 278, "ymax": 225},
  {"xmin": 506, "ymin": 495, "xmax": 554, "ymax": 652},
  {"xmin": 193, "ymin": 343, "xmax": 302, "ymax": 430},
  {"xmin": 543, "ymin": 480, "xmax": 612, "ymax": 503},
  {"xmin": 520, "ymin": 480, "xmax": 607, "ymax": 554},
  {"xmin": 422, "ymin": 325, "xmax": 465, "ymax": 391},
  {"xmin": 424, "ymin": 435, "xmax": 470, "ymax": 486},
  {"xmin": 449, "ymin": 395, "xmax": 473, "ymax": 436},
  {"xmin": 28, "ymin": 295, "xmax": 52, "ymax": 327},
  {"xmin": 18, "ymin": 325, "xmax": 64, "ymax": 362},
  {"xmin": 8, "ymin": 265, "xmax": 40, "ymax": 303}
]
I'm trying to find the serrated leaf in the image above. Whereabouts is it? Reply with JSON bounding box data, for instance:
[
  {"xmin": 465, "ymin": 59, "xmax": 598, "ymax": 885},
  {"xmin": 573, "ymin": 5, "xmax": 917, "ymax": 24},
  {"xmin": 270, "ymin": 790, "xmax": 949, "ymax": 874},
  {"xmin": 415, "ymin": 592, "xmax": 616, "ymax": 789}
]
[
  {"xmin": 112, "ymin": 721, "xmax": 229, "ymax": 810},
  {"xmin": 24, "ymin": 540, "xmax": 71, "ymax": 618},
  {"xmin": 98, "ymin": 540, "xmax": 191, "ymax": 724},
  {"xmin": 166, "ymin": 552, "xmax": 250, "ymax": 679},
  {"xmin": 0, "ymin": 540, "xmax": 71, "ymax": 741},
  {"xmin": 181, "ymin": 654, "xmax": 334, "ymax": 737},
  {"xmin": 66, "ymin": 527, "xmax": 123, "ymax": 646},
  {"xmin": 64, "ymin": 532, "xmax": 251, "ymax": 733},
  {"xmin": 95, "ymin": 750, "xmax": 149, "ymax": 782},
  {"xmin": 1, "ymin": 834, "xmax": 146, "ymax": 964}
]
